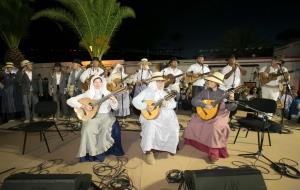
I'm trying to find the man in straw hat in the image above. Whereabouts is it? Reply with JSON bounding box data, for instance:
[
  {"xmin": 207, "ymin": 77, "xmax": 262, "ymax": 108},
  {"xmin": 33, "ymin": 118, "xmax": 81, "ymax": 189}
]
[
  {"xmin": 133, "ymin": 58, "xmax": 152, "ymax": 97},
  {"xmin": 1, "ymin": 62, "xmax": 22, "ymax": 122},
  {"xmin": 17, "ymin": 60, "xmax": 43, "ymax": 123},
  {"xmin": 183, "ymin": 72, "xmax": 237, "ymax": 163},
  {"xmin": 132, "ymin": 72, "xmax": 180, "ymax": 165}
]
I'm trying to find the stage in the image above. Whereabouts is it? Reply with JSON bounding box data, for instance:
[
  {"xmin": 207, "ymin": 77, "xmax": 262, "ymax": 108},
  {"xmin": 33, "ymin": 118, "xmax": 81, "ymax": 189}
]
[{"xmin": 0, "ymin": 111, "xmax": 299, "ymax": 189}]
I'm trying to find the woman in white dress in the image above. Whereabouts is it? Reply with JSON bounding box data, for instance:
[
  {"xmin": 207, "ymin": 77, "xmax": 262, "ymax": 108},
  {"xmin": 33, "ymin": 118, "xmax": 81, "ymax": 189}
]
[
  {"xmin": 107, "ymin": 64, "xmax": 130, "ymax": 117},
  {"xmin": 67, "ymin": 75, "xmax": 124, "ymax": 162},
  {"xmin": 132, "ymin": 72, "xmax": 180, "ymax": 165}
]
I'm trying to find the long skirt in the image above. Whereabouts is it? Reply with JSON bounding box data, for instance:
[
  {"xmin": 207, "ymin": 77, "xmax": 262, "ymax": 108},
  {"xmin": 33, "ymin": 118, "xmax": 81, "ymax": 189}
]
[
  {"xmin": 184, "ymin": 111, "xmax": 230, "ymax": 160},
  {"xmin": 140, "ymin": 108, "xmax": 180, "ymax": 154},
  {"xmin": 79, "ymin": 121, "xmax": 124, "ymax": 162},
  {"xmin": 78, "ymin": 113, "xmax": 124, "ymax": 162},
  {"xmin": 115, "ymin": 91, "xmax": 130, "ymax": 117}
]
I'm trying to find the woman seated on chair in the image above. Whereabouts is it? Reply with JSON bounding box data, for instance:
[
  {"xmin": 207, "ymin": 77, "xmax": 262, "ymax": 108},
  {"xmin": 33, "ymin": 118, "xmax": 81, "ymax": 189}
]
[
  {"xmin": 132, "ymin": 72, "xmax": 180, "ymax": 165},
  {"xmin": 67, "ymin": 75, "xmax": 124, "ymax": 162},
  {"xmin": 184, "ymin": 72, "xmax": 237, "ymax": 163}
]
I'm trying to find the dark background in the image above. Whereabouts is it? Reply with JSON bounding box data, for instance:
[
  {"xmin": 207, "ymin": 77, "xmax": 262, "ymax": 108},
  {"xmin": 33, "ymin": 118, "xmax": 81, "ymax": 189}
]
[{"xmin": 1, "ymin": 0, "xmax": 300, "ymax": 62}]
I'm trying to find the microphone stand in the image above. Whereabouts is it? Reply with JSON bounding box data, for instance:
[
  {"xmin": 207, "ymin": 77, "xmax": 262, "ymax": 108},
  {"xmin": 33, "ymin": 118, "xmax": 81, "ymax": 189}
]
[
  {"xmin": 278, "ymin": 62, "xmax": 293, "ymax": 126},
  {"xmin": 119, "ymin": 68, "xmax": 128, "ymax": 128},
  {"xmin": 232, "ymin": 100, "xmax": 300, "ymax": 178}
]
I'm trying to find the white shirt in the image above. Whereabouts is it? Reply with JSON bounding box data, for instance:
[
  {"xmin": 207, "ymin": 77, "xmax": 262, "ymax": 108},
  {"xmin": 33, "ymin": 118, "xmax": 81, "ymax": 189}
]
[
  {"xmin": 187, "ymin": 63, "xmax": 210, "ymax": 86},
  {"xmin": 25, "ymin": 71, "xmax": 32, "ymax": 81},
  {"xmin": 162, "ymin": 67, "xmax": 183, "ymax": 92},
  {"xmin": 221, "ymin": 65, "xmax": 241, "ymax": 90},
  {"xmin": 259, "ymin": 66, "xmax": 288, "ymax": 86},
  {"xmin": 55, "ymin": 72, "xmax": 61, "ymax": 85},
  {"xmin": 135, "ymin": 69, "xmax": 152, "ymax": 81},
  {"xmin": 80, "ymin": 67, "xmax": 104, "ymax": 83}
]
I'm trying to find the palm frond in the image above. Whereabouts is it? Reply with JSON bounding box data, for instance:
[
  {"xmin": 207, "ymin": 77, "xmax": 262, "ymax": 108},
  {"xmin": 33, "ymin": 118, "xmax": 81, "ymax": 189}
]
[{"xmin": 32, "ymin": 8, "xmax": 83, "ymax": 39}]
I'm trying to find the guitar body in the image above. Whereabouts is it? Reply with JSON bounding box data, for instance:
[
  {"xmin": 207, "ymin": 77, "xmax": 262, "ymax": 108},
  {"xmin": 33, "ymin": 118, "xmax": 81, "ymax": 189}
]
[
  {"xmin": 81, "ymin": 75, "xmax": 94, "ymax": 91},
  {"xmin": 196, "ymin": 99, "xmax": 220, "ymax": 120},
  {"xmin": 259, "ymin": 73, "xmax": 278, "ymax": 85},
  {"xmin": 74, "ymin": 98, "xmax": 100, "ymax": 121},
  {"xmin": 107, "ymin": 78, "xmax": 124, "ymax": 92},
  {"xmin": 164, "ymin": 74, "xmax": 176, "ymax": 87},
  {"xmin": 141, "ymin": 100, "xmax": 161, "ymax": 120}
]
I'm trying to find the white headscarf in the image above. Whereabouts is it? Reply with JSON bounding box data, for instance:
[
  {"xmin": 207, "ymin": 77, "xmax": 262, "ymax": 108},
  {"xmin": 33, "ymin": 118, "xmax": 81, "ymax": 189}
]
[
  {"xmin": 107, "ymin": 64, "xmax": 128, "ymax": 83},
  {"xmin": 86, "ymin": 75, "xmax": 110, "ymax": 99}
]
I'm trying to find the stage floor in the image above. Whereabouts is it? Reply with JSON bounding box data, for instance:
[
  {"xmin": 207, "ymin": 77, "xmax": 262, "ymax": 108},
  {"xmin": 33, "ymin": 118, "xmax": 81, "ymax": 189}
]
[{"xmin": 0, "ymin": 111, "xmax": 300, "ymax": 189}]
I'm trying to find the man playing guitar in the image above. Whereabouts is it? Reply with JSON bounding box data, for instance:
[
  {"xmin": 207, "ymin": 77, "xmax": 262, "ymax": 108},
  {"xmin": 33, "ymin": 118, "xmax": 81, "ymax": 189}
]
[
  {"xmin": 186, "ymin": 54, "xmax": 210, "ymax": 99},
  {"xmin": 259, "ymin": 56, "xmax": 290, "ymax": 101},
  {"xmin": 161, "ymin": 57, "xmax": 183, "ymax": 93}
]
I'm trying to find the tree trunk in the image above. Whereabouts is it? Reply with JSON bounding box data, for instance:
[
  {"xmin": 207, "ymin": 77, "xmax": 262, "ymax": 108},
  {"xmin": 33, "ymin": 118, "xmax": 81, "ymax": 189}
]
[{"xmin": 4, "ymin": 48, "xmax": 25, "ymax": 68}]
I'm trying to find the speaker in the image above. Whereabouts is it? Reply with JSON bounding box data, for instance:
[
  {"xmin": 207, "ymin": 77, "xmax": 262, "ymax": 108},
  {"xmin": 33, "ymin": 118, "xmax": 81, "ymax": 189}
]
[
  {"xmin": 1, "ymin": 174, "xmax": 99, "ymax": 190},
  {"xmin": 184, "ymin": 167, "xmax": 267, "ymax": 190}
]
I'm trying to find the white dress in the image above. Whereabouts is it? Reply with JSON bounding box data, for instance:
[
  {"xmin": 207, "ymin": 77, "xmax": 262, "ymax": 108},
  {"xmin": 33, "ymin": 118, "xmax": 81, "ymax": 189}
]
[
  {"xmin": 67, "ymin": 76, "xmax": 118, "ymax": 157},
  {"xmin": 107, "ymin": 64, "xmax": 130, "ymax": 117},
  {"xmin": 132, "ymin": 82, "xmax": 180, "ymax": 154}
]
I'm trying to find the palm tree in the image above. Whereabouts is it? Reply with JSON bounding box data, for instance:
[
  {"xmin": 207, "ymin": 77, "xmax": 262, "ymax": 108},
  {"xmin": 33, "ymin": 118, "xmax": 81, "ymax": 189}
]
[
  {"xmin": 0, "ymin": 0, "xmax": 32, "ymax": 66},
  {"xmin": 32, "ymin": 0, "xmax": 135, "ymax": 60}
]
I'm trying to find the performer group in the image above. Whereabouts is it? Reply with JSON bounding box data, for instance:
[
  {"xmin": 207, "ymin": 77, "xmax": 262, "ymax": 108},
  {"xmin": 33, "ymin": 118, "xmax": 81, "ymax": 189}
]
[{"xmin": 1, "ymin": 55, "xmax": 299, "ymax": 164}]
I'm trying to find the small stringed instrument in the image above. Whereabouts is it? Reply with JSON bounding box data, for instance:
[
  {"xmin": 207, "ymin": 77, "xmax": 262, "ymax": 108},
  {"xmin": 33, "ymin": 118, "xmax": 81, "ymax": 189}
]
[
  {"xmin": 259, "ymin": 69, "xmax": 299, "ymax": 85},
  {"xmin": 185, "ymin": 71, "xmax": 211, "ymax": 84},
  {"xmin": 74, "ymin": 87, "xmax": 127, "ymax": 121},
  {"xmin": 107, "ymin": 73, "xmax": 134, "ymax": 92},
  {"xmin": 163, "ymin": 73, "xmax": 185, "ymax": 88},
  {"xmin": 141, "ymin": 90, "xmax": 178, "ymax": 120},
  {"xmin": 196, "ymin": 85, "xmax": 245, "ymax": 120}
]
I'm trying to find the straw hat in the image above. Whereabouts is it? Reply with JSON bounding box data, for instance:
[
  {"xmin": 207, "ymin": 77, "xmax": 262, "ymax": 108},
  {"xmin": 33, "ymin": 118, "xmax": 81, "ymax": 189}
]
[
  {"xmin": 4, "ymin": 62, "xmax": 15, "ymax": 68},
  {"xmin": 139, "ymin": 58, "xmax": 152, "ymax": 65},
  {"xmin": 205, "ymin": 72, "xmax": 224, "ymax": 85},
  {"xmin": 20, "ymin": 60, "xmax": 32, "ymax": 68},
  {"xmin": 150, "ymin": 72, "xmax": 165, "ymax": 81}
]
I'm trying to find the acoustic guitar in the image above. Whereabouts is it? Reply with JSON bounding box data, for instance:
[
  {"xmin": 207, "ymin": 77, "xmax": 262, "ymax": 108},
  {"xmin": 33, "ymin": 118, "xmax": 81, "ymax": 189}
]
[
  {"xmin": 163, "ymin": 73, "xmax": 185, "ymax": 88},
  {"xmin": 74, "ymin": 87, "xmax": 127, "ymax": 121},
  {"xmin": 141, "ymin": 90, "xmax": 178, "ymax": 120},
  {"xmin": 106, "ymin": 73, "xmax": 134, "ymax": 92},
  {"xmin": 185, "ymin": 71, "xmax": 211, "ymax": 84},
  {"xmin": 196, "ymin": 85, "xmax": 245, "ymax": 120},
  {"xmin": 259, "ymin": 69, "xmax": 299, "ymax": 85}
]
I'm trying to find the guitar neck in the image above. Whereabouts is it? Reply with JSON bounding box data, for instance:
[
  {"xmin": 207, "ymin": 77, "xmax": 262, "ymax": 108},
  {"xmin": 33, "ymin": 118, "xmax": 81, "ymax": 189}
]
[
  {"xmin": 154, "ymin": 92, "xmax": 177, "ymax": 107},
  {"xmin": 94, "ymin": 88, "xmax": 126, "ymax": 106}
]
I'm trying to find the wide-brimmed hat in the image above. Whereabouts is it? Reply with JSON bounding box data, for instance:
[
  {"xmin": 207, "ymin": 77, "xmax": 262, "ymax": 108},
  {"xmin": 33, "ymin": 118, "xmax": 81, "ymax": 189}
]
[
  {"xmin": 205, "ymin": 72, "xmax": 224, "ymax": 85},
  {"xmin": 139, "ymin": 58, "xmax": 152, "ymax": 65},
  {"xmin": 20, "ymin": 60, "xmax": 32, "ymax": 67},
  {"xmin": 4, "ymin": 62, "xmax": 15, "ymax": 68},
  {"xmin": 150, "ymin": 72, "xmax": 165, "ymax": 81}
]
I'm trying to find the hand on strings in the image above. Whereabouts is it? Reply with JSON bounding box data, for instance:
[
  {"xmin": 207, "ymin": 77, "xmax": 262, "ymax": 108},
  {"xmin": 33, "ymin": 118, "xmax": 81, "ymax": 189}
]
[
  {"xmin": 205, "ymin": 104, "xmax": 213, "ymax": 109},
  {"xmin": 109, "ymin": 96, "xmax": 118, "ymax": 104},
  {"xmin": 228, "ymin": 92, "xmax": 235, "ymax": 101},
  {"xmin": 81, "ymin": 104, "xmax": 92, "ymax": 111},
  {"xmin": 146, "ymin": 104, "xmax": 155, "ymax": 112}
]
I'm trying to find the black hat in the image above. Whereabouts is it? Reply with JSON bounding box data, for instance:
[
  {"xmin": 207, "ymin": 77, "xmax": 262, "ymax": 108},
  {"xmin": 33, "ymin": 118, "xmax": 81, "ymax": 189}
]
[
  {"xmin": 196, "ymin": 54, "xmax": 205, "ymax": 58},
  {"xmin": 54, "ymin": 62, "xmax": 61, "ymax": 67},
  {"xmin": 72, "ymin": 58, "xmax": 82, "ymax": 65}
]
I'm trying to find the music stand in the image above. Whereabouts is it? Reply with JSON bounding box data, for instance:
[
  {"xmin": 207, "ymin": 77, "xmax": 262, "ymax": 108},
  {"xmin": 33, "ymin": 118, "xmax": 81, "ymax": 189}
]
[{"xmin": 236, "ymin": 101, "xmax": 300, "ymax": 178}]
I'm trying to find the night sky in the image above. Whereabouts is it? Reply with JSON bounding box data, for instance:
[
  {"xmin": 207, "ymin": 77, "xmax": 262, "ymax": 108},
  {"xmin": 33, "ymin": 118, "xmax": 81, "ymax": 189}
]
[{"xmin": 1, "ymin": 0, "xmax": 300, "ymax": 62}]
